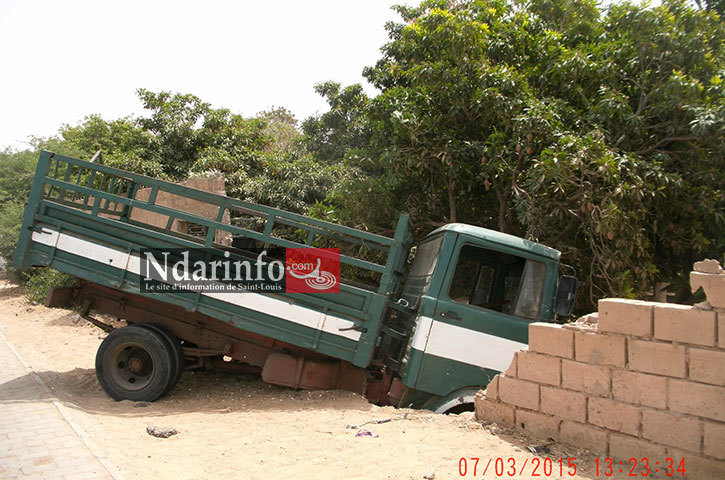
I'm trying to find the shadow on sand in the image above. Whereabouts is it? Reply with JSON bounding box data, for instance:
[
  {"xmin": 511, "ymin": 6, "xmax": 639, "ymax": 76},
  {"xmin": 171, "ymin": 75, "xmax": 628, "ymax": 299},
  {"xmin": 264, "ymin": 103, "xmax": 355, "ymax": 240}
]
[{"xmin": 0, "ymin": 366, "xmax": 374, "ymax": 417}]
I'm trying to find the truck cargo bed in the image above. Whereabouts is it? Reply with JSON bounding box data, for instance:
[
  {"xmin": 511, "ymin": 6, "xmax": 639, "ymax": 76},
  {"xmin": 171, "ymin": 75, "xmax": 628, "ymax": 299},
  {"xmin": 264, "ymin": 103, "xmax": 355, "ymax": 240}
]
[{"xmin": 14, "ymin": 151, "xmax": 414, "ymax": 368}]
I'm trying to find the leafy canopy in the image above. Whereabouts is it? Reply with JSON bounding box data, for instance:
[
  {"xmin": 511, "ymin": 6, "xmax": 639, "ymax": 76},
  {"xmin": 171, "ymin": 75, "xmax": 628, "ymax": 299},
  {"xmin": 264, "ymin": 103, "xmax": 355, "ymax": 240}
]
[{"xmin": 306, "ymin": 0, "xmax": 724, "ymax": 307}]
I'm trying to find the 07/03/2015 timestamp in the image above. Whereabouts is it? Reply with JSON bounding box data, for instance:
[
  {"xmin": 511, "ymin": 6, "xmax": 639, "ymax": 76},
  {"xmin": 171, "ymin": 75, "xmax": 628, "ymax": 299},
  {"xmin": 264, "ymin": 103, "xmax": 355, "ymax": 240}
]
[{"xmin": 457, "ymin": 457, "xmax": 686, "ymax": 477}]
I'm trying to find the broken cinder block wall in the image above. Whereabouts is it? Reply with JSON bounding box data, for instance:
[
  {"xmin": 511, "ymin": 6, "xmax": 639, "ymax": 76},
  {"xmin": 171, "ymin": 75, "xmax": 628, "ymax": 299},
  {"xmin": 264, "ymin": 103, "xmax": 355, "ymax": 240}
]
[
  {"xmin": 475, "ymin": 260, "xmax": 725, "ymax": 479},
  {"xmin": 130, "ymin": 175, "xmax": 232, "ymax": 245}
]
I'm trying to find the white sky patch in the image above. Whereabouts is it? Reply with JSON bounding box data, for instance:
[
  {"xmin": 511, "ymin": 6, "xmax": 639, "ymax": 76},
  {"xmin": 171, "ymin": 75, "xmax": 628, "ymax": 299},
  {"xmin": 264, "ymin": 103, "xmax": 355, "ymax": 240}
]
[{"xmin": 0, "ymin": 0, "xmax": 410, "ymax": 150}]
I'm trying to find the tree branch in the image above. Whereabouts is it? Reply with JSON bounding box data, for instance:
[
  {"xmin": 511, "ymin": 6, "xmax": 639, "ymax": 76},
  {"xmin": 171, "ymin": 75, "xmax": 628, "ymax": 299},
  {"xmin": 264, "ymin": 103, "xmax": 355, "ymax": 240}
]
[
  {"xmin": 635, "ymin": 135, "xmax": 697, "ymax": 155},
  {"xmin": 549, "ymin": 217, "xmax": 580, "ymax": 245},
  {"xmin": 447, "ymin": 174, "xmax": 457, "ymax": 223}
]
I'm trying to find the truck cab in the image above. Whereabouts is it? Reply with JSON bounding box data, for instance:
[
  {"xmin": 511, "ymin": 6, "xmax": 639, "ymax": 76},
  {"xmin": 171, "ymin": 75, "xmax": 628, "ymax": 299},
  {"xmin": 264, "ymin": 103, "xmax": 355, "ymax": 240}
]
[{"xmin": 384, "ymin": 224, "xmax": 572, "ymax": 412}]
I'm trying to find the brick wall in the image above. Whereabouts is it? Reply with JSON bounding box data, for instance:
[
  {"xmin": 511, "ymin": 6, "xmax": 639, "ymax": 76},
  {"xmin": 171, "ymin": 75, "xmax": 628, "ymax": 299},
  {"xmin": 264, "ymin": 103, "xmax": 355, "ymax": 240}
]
[
  {"xmin": 130, "ymin": 175, "xmax": 232, "ymax": 245},
  {"xmin": 475, "ymin": 260, "xmax": 725, "ymax": 479}
]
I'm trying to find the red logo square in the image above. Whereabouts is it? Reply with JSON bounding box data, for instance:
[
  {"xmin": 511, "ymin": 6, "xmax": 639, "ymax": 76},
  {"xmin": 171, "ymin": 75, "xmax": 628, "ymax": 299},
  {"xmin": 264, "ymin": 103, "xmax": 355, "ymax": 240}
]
[{"xmin": 285, "ymin": 248, "xmax": 340, "ymax": 293}]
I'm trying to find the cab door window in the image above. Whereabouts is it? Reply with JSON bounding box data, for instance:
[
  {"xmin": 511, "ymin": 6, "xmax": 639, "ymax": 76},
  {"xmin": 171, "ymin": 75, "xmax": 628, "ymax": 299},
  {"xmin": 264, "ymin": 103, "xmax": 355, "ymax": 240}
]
[{"xmin": 447, "ymin": 245, "xmax": 546, "ymax": 320}]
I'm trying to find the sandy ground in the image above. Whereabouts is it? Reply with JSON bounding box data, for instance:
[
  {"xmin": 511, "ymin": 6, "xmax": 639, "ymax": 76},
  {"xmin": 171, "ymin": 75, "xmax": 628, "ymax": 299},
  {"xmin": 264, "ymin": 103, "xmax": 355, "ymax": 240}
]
[{"xmin": 0, "ymin": 279, "xmax": 634, "ymax": 480}]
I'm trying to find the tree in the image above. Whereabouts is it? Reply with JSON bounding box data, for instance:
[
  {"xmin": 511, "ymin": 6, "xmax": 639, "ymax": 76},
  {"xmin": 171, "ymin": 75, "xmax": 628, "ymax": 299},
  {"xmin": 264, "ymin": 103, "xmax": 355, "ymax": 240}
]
[
  {"xmin": 0, "ymin": 149, "xmax": 38, "ymax": 267},
  {"xmin": 301, "ymin": 82, "xmax": 372, "ymax": 164},
  {"xmin": 314, "ymin": 0, "xmax": 724, "ymax": 307},
  {"xmin": 136, "ymin": 89, "xmax": 212, "ymax": 178},
  {"xmin": 258, "ymin": 107, "xmax": 301, "ymax": 154}
]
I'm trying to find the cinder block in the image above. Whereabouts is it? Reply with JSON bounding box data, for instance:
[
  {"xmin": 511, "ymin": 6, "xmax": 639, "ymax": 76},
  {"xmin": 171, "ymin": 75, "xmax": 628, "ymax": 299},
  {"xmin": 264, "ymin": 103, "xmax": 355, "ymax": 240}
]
[
  {"xmin": 642, "ymin": 410, "xmax": 702, "ymax": 452},
  {"xmin": 694, "ymin": 259, "xmax": 724, "ymax": 274},
  {"xmin": 560, "ymin": 421, "xmax": 608, "ymax": 454},
  {"xmin": 485, "ymin": 375, "xmax": 500, "ymax": 401},
  {"xmin": 667, "ymin": 448, "xmax": 725, "ymax": 479},
  {"xmin": 575, "ymin": 332, "xmax": 626, "ymax": 367},
  {"xmin": 529, "ymin": 322, "xmax": 574, "ymax": 358},
  {"xmin": 628, "ymin": 339, "xmax": 686, "ymax": 378},
  {"xmin": 704, "ymin": 421, "xmax": 725, "ymax": 460},
  {"xmin": 720, "ymin": 312, "xmax": 725, "ymax": 348},
  {"xmin": 540, "ymin": 386, "xmax": 587, "ymax": 422},
  {"xmin": 474, "ymin": 388, "xmax": 485, "ymax": 402},
  {"xmin": 612, "ymin": 370, "xmax": 667, "ymax": 409},
  {"xmin": 517, "ymin": 351, "xmax": 561, "ymax": 386},
  {"xmin": 588, "ymin": 397, "xmax": 641, "ymax": 436},
  {"xmin": 689, "ymin": 348, "xmax": 725, "ymax": 386},
  {"xmin": 598, "ymin": 298, "xmax": 655, "ymax": 337},
  {"xmin": 691, "ymin": 271, "xmax": 725, "ymax": 309},
  {"xmin": 498, "ymin": 376, "xmax": 540, "ymax": 411},
  {"xmin": 474, "ymin": 396, "xmax": 515, "ymax": 428},
  {"xmin": 561, "ymin": 360, "xmax": 611, "ymax": 397},
  {"xmin": 669, "ymin": 379, "xmax": 725, "ymax": 422},
  {"xmin": 505, "ymin": 351, "xmax": 518, "ymax": 377},
  {"xmin": 515, "ymin": 410, "xmax": 560, "ymax": 440},
  {"xmin": 609, "ymin": 433, "xmax": 666, "ymax": 462},
  {"xmin": 654, "ymin": 304, "xmax": 716, "ymax": 346}
]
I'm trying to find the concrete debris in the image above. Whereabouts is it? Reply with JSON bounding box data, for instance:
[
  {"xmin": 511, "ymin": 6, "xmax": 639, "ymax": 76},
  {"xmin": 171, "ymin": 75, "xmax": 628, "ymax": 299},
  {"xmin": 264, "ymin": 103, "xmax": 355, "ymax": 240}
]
[
  {"xmin": 694, "ymin": 300, "xmax": 712, "ymax": 311},
  {"xmin": 526, "ymin": 442, "xmax": 553, "ymax": 454},
  {"xmin": 146, "ymin": 426, "xmax": 178, "ymax": 438},
  {"xmin": 345, "ymin": 418, "xmax": 392, "ymax": 429},
  {"xmin": 562, "ymin": 312, "xmax": 598, "ymax": 332},
  {"xmin": 693, "ymin": 259, "xmax": 724, "ymax": 274}
]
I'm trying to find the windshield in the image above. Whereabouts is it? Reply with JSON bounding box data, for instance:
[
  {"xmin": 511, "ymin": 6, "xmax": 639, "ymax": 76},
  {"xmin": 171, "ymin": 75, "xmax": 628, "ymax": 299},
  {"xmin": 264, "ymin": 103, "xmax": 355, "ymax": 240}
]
[{"xmin": 401, "ymin": 235, "xmax": 444, "ymax": 308}]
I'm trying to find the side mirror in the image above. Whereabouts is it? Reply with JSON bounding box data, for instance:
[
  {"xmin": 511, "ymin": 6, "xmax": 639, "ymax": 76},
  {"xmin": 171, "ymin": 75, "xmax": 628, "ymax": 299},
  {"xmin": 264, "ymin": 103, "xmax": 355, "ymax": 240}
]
[{"xmin": 554, "ymin": 275, "xmax": 578, "ymax": 316}]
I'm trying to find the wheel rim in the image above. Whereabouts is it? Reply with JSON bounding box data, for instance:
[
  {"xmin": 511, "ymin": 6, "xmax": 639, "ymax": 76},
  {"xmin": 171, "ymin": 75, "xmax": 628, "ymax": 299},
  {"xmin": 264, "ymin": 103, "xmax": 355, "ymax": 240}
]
[{"xmin": 109, "ymin": 341, "xmax": 155, "ymax": 391}]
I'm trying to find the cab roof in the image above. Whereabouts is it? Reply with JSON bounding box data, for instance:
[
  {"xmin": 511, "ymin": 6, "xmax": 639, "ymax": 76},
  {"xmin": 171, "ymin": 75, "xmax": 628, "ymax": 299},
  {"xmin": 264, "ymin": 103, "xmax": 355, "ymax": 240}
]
[{"xmin": 427, "ymin": 223, "xmax": 561, "ymax": 261}]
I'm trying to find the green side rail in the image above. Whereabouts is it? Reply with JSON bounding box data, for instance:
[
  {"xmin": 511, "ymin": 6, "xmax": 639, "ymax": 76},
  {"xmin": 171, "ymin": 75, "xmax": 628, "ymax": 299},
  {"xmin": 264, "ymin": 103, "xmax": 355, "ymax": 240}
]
[{"xmin": 14, "ymin": 151, "xmax": 415, "ymax": 367}]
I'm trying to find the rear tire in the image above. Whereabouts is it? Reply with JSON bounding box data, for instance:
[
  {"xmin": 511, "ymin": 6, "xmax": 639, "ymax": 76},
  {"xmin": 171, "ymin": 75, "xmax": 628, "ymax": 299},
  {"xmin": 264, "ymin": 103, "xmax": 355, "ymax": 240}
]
[
  {"xmin": 135, "ymin": 323, "xmax": 185, "ymax": 395},
  {"xmin": 95, "ymin": 325, "xmax": 173, "ymax": 401}
]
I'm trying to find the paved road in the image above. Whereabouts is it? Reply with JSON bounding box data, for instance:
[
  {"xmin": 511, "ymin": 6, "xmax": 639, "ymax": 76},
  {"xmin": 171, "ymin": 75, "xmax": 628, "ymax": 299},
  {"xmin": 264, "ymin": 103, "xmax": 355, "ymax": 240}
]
[{"xmin": 0, "ymin": 331, "xmax": 119, "ymax": 479}]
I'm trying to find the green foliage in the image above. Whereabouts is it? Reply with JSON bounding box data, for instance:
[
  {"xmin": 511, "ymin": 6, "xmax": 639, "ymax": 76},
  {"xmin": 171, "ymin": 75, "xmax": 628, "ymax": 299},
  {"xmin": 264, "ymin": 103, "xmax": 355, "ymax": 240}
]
[
  {"xmin": 312, "ymin": 0, "xmax": 725, "ymax": 308},
  {"xmin": 694, "ymin": 0, "xmax": 724, "ymax": 16},
  {"xmin": 259, "ymin": 107, "xmax": 301, "ymax": 154},
  {"xmin": 25, "ymin": 268, "xmax": 76, "ymax": 305},
  {"xmin": 7, "ymin": 87, "xmax": 343, "ymax": 216},
  {"xmin": 0, "ymin": 149, "xmax": 38, "ymax": 203},
  {"xmin": 301, "ymin": 82, "xmax": 372, "ymax": 164},
  {"xmin": 59, "ymin": 114, "xmax": 152, "ymax": 159},
  {"xmin": 240, "ymin": 154, "xmax": 349, "ymax": 213},
  {"xmin": 0, "ymin": 201, "xmax": 26, "ymax": 276},
  {"xmin": 0, "ymin": 89, "xmax": 345, "ymax": 304},
  {"xmin": 136, "ymin": 89, "xmax": 212, "ymax": 178},
  {"xmin": 0, "ymin": 149, "xmax": 39, "ymax": 278}
]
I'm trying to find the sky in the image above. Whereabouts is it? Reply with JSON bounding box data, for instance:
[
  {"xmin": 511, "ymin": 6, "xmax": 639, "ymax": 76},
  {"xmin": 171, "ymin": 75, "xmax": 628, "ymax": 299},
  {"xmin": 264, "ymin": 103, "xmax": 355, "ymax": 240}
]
[{"xmin": 0, "ymin": 0, "xmax": 410, "ymax": 150}]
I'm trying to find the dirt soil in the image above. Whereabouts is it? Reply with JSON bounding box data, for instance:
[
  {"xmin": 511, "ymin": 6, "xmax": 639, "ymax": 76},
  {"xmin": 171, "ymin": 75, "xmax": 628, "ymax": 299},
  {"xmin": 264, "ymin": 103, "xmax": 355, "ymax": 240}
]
[{"xmin": 0, "ymin": 279, "xmax": 633, "ymax": 480}]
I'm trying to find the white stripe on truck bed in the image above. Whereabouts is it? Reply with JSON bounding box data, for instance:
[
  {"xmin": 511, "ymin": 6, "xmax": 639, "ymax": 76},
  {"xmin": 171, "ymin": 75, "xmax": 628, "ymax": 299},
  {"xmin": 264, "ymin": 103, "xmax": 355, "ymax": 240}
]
[{"xmin": 31, "ymin": 228, "xmax": 362, "ymax": 342}]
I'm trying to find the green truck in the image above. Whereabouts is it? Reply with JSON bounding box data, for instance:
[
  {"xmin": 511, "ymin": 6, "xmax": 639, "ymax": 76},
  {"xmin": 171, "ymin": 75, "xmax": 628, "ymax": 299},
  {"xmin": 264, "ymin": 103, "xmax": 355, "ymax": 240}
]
[{"xmin": 13, "ymin": 151, "xmax": 577, "ymax": 412}]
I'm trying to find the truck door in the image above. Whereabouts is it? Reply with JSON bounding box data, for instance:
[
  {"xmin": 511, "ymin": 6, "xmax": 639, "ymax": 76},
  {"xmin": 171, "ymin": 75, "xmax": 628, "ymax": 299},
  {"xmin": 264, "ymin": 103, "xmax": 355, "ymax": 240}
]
[{"xmin": 414, "ymin": 235, "xmax": 550, "ymax": 396}]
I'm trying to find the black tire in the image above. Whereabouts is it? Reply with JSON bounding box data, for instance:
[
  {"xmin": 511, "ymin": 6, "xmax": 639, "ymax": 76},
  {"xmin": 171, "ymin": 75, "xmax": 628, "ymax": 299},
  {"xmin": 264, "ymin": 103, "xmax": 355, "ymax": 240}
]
[
  {"xmin": 135, "ymin": 323, "xmax": 185, "ymax": 395},
  {"xmin": 95, "ymin": 325, "xmax": 174, "ymax": 401}
]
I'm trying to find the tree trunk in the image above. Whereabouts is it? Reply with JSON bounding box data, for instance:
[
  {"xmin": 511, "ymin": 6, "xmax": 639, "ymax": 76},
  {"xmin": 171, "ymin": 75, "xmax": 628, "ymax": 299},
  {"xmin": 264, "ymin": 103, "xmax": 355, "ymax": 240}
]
[
  {"xmin": 447, "ymin": 176, "xmax": 457, "ymax": 223},
  {"xmin": 653, "ymin": 282, "xmax": 669, "ymax": 303},
  {"xmin": 494, "ymin": 183, "xmax": 512, "ymax": 233}
]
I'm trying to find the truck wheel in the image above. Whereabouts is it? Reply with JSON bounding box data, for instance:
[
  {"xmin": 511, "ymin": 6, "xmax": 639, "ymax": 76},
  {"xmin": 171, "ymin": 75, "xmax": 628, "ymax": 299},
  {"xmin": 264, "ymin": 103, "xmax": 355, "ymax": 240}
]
[
  {"xmin": 135, "ymin": 323, "xmax": 185, "ymax": 394},
  {"xmin": 95, "ymin": 325, "xmax": 173, "ymax": 401}
]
